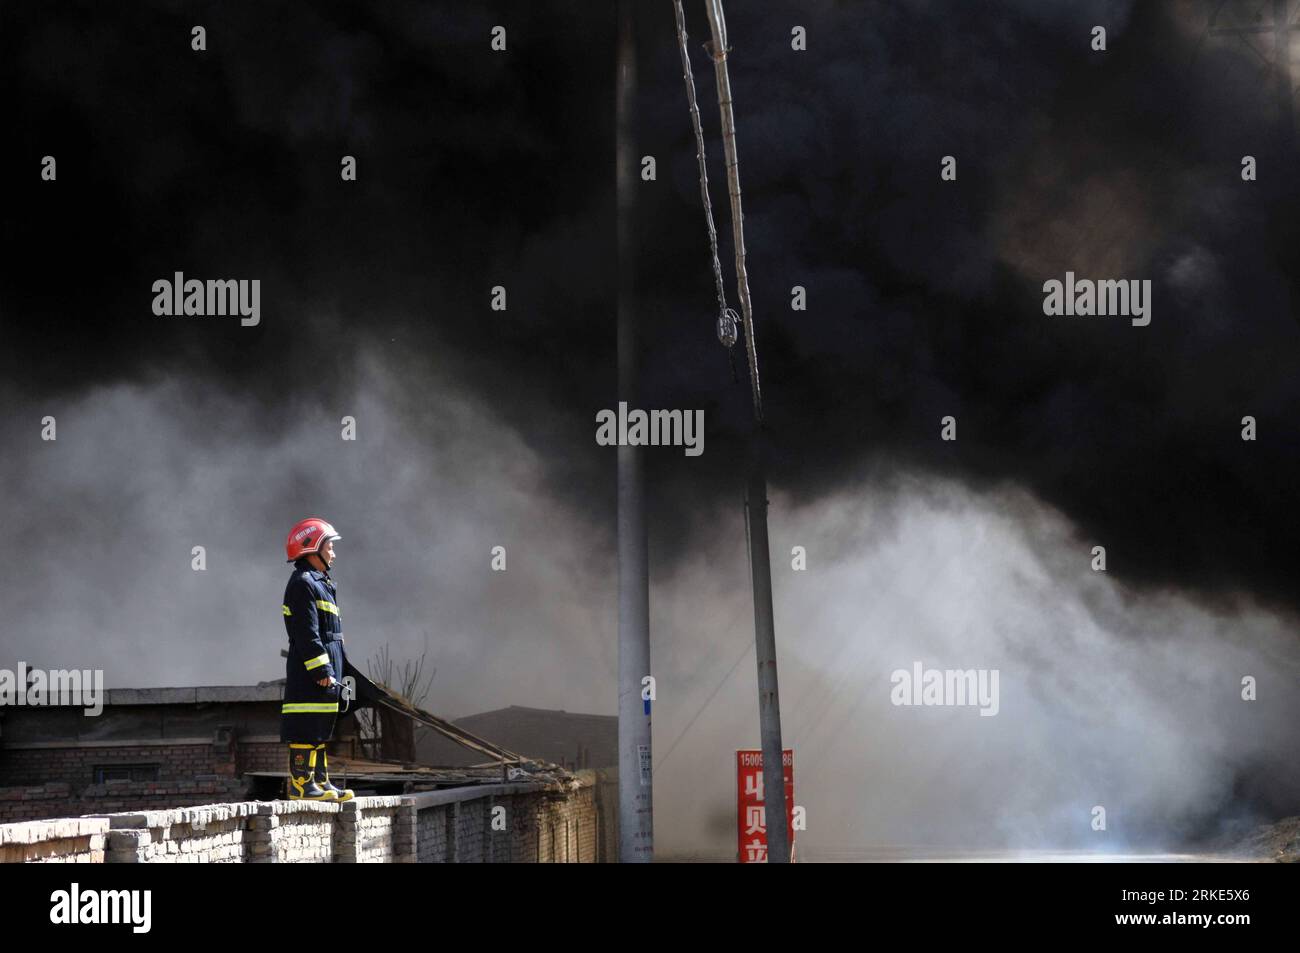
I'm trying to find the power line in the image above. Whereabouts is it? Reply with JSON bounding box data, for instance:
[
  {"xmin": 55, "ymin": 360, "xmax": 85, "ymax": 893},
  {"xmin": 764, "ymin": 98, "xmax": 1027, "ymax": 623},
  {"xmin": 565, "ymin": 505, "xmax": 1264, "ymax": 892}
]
[
  {"xmin": 673, "ymin": 0, "xmax": 740, "ymax": 356},
  {"xmin": 657, "ymin": 627, "xmax": 752, "ymax": 769}
]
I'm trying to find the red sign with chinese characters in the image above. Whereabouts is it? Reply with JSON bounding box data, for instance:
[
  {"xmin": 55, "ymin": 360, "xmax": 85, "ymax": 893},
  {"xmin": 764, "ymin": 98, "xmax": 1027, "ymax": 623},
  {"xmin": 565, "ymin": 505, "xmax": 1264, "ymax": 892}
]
[{"xmin": 735, "ymin": 748, "xmax": 794, "ymax": 863}]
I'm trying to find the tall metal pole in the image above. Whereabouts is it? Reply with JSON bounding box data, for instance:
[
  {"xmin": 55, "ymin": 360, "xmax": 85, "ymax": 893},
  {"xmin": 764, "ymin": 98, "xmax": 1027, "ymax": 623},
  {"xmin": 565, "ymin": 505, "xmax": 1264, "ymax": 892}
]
[
  {"xmin": 702, "ymin": 0, "xmax": 790, "ymax": 863},
  {"xmin": 616, "ymin": 0, "xmax": 653, "ymax": 863}
]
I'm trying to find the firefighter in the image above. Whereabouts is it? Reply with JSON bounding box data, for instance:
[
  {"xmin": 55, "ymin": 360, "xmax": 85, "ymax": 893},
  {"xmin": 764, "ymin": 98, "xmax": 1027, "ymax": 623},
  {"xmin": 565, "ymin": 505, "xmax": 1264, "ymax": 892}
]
[{"xmin": 280, "ymin": 516, "xmax": 354, "ymax": 802}]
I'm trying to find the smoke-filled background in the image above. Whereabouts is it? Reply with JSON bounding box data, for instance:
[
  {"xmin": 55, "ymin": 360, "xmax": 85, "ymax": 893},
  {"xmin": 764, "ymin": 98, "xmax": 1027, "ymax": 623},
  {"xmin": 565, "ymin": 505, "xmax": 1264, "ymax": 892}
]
[{"xmin": 2, "ymin": 0, "xmax": 1299, "ymax": 856}]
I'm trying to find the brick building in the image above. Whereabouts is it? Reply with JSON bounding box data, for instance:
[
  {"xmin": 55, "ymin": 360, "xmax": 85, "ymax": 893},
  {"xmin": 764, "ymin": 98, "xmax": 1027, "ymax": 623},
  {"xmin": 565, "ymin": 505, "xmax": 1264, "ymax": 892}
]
[
  {"xmin": 0, "ymin": 683, "xmax": 298, "ymax": 822},
  {"xmin": 0, "ymin": 678, "xmax": 615, "ymax": 830},
  {"xmin": 0, "ymin": 682, "xmax": 505, "ymax": 818}
]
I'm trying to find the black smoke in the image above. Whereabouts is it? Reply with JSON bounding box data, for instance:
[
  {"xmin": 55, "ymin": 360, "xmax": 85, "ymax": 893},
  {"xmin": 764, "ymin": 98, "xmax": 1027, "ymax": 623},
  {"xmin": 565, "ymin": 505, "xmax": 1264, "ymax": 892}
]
[
  {"xmin": 0, "ymin": 0, "xmax": 618, "ymax": 503},
  {"xmin": 4, "ymin": 1, "xmax": 1299, "ymax": 618},
  {"xmin": 633, "ymin": 0, "xmax": 1300, "ymax": 621}
]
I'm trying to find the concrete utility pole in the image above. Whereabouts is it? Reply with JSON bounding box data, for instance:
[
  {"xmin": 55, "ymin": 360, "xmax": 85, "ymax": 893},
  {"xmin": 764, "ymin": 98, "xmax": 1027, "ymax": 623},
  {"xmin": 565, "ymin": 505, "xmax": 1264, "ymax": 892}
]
[
  {"xmin": 702, "ymin": 0, "xmax": 791, "ymax": 863},
  {"xmin": 616, "ymin": 0, "xmax": 653, "ymax": 863}
]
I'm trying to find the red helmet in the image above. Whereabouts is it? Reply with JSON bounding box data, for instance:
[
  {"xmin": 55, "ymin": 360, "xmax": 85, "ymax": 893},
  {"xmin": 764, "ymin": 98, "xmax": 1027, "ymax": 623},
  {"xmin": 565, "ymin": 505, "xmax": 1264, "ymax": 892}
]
[{"xmin": 285, "ymin": 517, "xmax": 342, "ymax": 563}]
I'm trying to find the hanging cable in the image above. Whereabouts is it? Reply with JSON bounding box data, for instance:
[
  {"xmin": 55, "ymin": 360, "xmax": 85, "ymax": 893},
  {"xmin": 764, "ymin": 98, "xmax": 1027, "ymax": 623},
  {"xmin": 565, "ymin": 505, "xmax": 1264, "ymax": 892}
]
[
  {"xmin": 702, "ymin": 0, "xmax": 763, "ymax": 422},
  {"xmin": 673, "ymin": 0, "xmax": 740, "ymax": 358}
]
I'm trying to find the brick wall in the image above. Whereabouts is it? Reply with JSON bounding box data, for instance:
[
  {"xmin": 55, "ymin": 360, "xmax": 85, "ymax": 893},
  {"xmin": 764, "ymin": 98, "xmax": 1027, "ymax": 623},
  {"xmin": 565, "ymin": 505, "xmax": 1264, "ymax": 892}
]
[
  {"xmin": 0, "ymin": 737, "xmax": 293, "ymax": 788},
  {"xmin": 336, "ymin": 797, "xmax": 407, "ymax": 862},
  {"xmin": 0, "ymin": 816, "xmax": 109, "ymax": 863},
  {"xmin": 538, "ymin": 780, "xmax": 597, "ymax": 861},
  {"xmin": 0, "ymin": 778, "xmax": 251, "ymax": 823},
  {"xmin": 236, "ymin": 740, "xmax": 287, "ymax": 775},
  {"xmin": 409, "ymin": 773, "xmax": 604, "ymax": 863},
  {"xmin": 0, "ymin": 743, "xmax": 240, "ymax": 788},
  {"xmin": 0, "ymin": 738, "xmax": 299, "ymax": 824},
  {"xmin": 103, "ymin": 803, "xmax": 259, "ymax": 862},
  {"xmin": 0, "ymin": 772, "xmax": 604, "ymax": 863},
  {"xmin": 247, "ymin": 800, "xmax": 336, "ymax": 863}
]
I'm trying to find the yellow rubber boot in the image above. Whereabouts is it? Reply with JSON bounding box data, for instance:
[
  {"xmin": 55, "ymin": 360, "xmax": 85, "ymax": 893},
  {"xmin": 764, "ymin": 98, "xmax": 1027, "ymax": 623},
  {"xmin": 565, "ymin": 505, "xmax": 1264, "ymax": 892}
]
[
  {"xmin": 313, "ymin": 745, "xmax": 354, "ymax": 802},
  {"xmin": 287, "ymin": 743, "xmax": 337, "ymax": 800}
]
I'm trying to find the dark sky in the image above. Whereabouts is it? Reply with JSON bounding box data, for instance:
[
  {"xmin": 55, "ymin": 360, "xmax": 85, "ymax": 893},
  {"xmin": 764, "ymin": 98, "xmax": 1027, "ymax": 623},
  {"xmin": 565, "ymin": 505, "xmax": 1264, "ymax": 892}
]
[{"xmin": 3, "ymin": 0, "xmax": 1299, "ymax": 617}]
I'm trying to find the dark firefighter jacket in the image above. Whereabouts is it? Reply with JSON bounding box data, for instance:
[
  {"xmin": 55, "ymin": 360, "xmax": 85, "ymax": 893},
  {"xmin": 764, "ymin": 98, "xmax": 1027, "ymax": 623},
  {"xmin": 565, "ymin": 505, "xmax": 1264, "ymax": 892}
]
[{"xmin": 280, "ymin": 559, "xmax": 348, "ymax": 744}]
